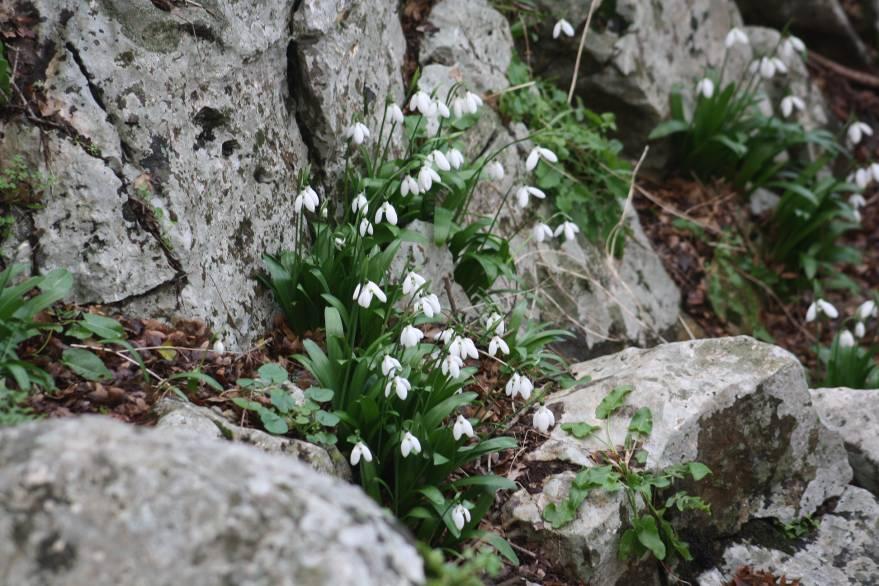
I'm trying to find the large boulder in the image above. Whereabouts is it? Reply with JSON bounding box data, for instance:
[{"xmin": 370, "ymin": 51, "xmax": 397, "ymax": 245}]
[
  {"xmin": 0, "ymin": 417, "xmax": 424, "ymax": 586},
  {"xmin": 811, "ymin": 387, "xmax": 879, "ymax": 495},
  {"xmin": 0, "ymin": 0, "xmax": 406, "ymax": 349},
  {"xmin": 699, "ymin": 486, "xmax": 879, "ymax": 585},
  {"xmin": 504, "ymin": 337, "xmax": 851, "ymax": 584}
]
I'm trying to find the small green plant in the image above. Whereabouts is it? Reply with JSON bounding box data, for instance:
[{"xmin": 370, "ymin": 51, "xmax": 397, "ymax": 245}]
[
  {"xmin": 818, "ymin": 331, "xmax": 879, "ymax": 389},
  {"xmin": 419, "ymin": 541, "xmax": 508, "ymax": 586},
  {"xmin": 779, "ymin": 515, "xmax": 819, "ymax": 540},
  {"xmin": 542, "ymin": 385, "xmax": 711, "ymax": 564}
]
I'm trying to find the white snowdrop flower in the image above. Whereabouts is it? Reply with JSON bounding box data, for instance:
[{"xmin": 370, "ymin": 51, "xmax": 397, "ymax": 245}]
[
  {"xmin": 375, "ymin": 201, "xmax": 398, "ymax": 226},
  {"xmin": 855, "ymin": 168, "xmax": 872, "ymax": 190},
  {"xmin": 402, "ymin": 271, "xmax": 427, "ymax": 296},
  {"xmin": 416, "ymin": 293, "xmax": 442, "ymax": 318},
  {"xmin": 463, "ymin": 91, "xmax": 483, "ymax": 113},
  {"xmin": 807, "ymin": 298, "xmax": 839, "ymax": 322},
  {"xmin": 294, "ymin": 186, "xmax": 320, "ymax": 213},
  {"xmin": 381, "ymin": 355, "xmax": 402, "ymax": 377},
  {"xmin": 848, "ymin": 122, "xmax": 873, "ymax": 146},
  {"xmin": 351, "ymin": 192, "xmax": 369, "ymax": 214},
  {"xmin": 857, "ymin": 300, "xmax": 877, "ymax": 321},
  {"xmin": 418, "ymin": 164, "xmax": 442, "ymax": 192},
  {"xmin": 839, "ymin": 329, "xmax": 856, "ymax": 348},
  {"xmin": 433, "ymin": 328, "xmax": 455, "ymax": 345},
  {"xmin": 447, "ymin": 148, "xmax": 465, "ymax": 170},
  {"xmin": 386, "ymin": 103, "xmax": 405, "ymax": 125},
  {"xmin": 484, "ymin": 312, "xmax": 506, "ymax": 336},
  {"xmin": 400, "ymin": 431, "xmax": 422, "ymax": 457},
  {"xmin": 400, "ymin": 325, "xmax": 424, "ymax": 348},
  {"xmin": 517, "ymin": 375, "xmax": 534, "ymax": 400},
  {"xmin": 442, "ymin": 354, "xmax": 464, "ymax": 378},
  {"xmin": 350, "ymin": 442, "xmax": 373, "ymax": 466},
  {"xmin": 780, "ymin": 35, "xmax": 806, "ymax": 60},
  {"xmin": 353, "ymin": 281, "xmax": 387, "ymax": 309},
  {"xmin": 409, "ymin": 91, "xmax": 436, "ymax": 116},
  {"xmin": 505, "ymin": 373, "xmax": 534, "ymax": 400},
  {"xmin": 449, "ymin": 336, "xmax": 479, "ymax": 361},
  {"xmin": 526, "ymin": 146, "xmax": 559, "ymax": 172},
  {"xmin": 516, "ymin": 185, "xmax": 547, "ymax": 208},
  {"xmin": 451, "ymin": 504, "xmax": 471, "ymax": 531},
  {"xmin": 554, "ymin": 221, "xmax": 580, "ymax": 242},
  {"xmin": 725, "ymin": 27, "xmax": 749, "ymax": 48},
  {"xmin": 401, "ymin": 175, "xmax": 420, "ymax": 197},
  {"xmin": 359, "ymin": 218, "xmax": 374, "ymax": 237},
  {"xmin": 334, "ymin": 236, "xmax": 346, "ymax": 249},
  {"xmin": 553, "ymin": 18, "xmax": 575, "ymax": 39},
  {"xmin": 453, "ymin": 415, "xmax": 475, "ymax": 441},
  {"xmin": 485, "ymin": 161, "xmax": 505, "ymax": 181},
  {"xmin": 385, "ymin": 376, "xmax": 412, "ymax": 400},
  {"xmin": 751, "ymin": 57, "xmax": 784, "ymax": 79},
  {"xmin": 345, "ymin": 122, "xmax": 371, "ymax": 145},
  {"xmin": 435, "ymin": 100, "xmax": 451, "ymax": 119},
  {"xmin": 696, "ymin": 78, "xmax": 715, "ymax": 99},
  {"xmin": 854, "ymin": 209, "xmax": 863, "ymax": 223},
  {"xmin": 488, "ymin": 336, "xmax": 510, "ymax": 357},
  {"xmin": 780, "ymin": 95, "xmax": 805, "ymax": 118},
  {"xmin": 871, "ymin": 164, "xmax": 879, "ymax": 182},
  {"xmin": 212, "ymin": 339, "xmax": 225, "ymax": 353},
  {"xmin": 16, "ymin": 241, "xmax": 31, "ymax": 259},
  {"xmin": 533, "ymin": 222, "xmax": 555, "ymax": 243},
  {"xmin": 429, "ymin": 150, "xmax": 451, "ymax": 172},
  {"xmin": 452, "ymin": 98, "xmax": 467, "ymax": 119},
  {"xmin": 532, "ymin": 405, "xmax": 555, "ymax": 433},
  {"xmin": 855, "ymin": 321, "xmax": 866, "ymax": 338}
]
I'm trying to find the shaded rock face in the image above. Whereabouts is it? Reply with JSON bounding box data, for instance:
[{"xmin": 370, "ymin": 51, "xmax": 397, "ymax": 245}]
[
  {"xmin": 504, "ymin": 337, "xmax": 851, "ymax": 584},
  {"xmin": 1, "ymin": 0, "xmax": 405, "ymax": 349},
  {"xmin": 811, "ymin": 387, "xmax": 879, "ymax": 496},
  {"xmin": 0, "ymin": 417, "xmax": 424, "ymax": 586},
  {"xmin": 699, "ymin": 486, "xmax": 879, "ymax": 586}
]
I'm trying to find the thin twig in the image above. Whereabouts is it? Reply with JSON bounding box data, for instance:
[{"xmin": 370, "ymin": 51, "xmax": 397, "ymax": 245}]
[
  {"xmin": 567, "ymin": 0, "xmax": 600, "ymax": 105},
  {"xmin": 808, "ymin": 51, "xmax": 879, "ymax": 89}
]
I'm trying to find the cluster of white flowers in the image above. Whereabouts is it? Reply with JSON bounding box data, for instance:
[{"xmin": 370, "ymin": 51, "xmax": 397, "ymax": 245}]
[
  {"xmin": 854, "ymin": 299, "xmax": 877, "ymax": 338},
  {"xmin": 532, "ymin": 220, "xmax": 580, "ymax": 243}
]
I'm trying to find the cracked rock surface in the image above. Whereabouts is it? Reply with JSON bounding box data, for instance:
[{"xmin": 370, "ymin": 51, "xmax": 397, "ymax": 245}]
[{"xmin": 0, "ymin": 416, "xmax": 425, "ymax": 586}]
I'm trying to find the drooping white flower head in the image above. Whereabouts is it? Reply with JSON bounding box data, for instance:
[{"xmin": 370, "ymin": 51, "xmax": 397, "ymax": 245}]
[
  {"xmin": 463, "ymin": 91, "xmax": 483, "ymax": 113},
  {"xmin": 294, "ymin": 186, "xmax": 320, "ymax": 213},
  {"xmin": 855, "ymin": 321, "xmax": 866, "ymax": 338},
  {"xmin": 780, "ymin": 95, "xmax": 805, "ymax": 118},
  {"xmin": 750, "ymin": 57, "xmax": 786, "ymax": 80},
  {"xmin": 533, "ymin": 222, "xmax": 555, "ymax": 243},
  {"xmin": 416, "ymin": 293, "xmax": 442, "ymax": 318},
  {"xmin": 418, "ymin": 164, "xmax": 442, "ymax": 192},
  {"xmin": 696, "ymin": 78, "xmax": 715, "ymax": 99},
  {"xmin": 381, "ymin": 355, "xmax": 402, "ymax": 377},
  {"xmin": 402, "ymin": 271, "xmax": 427, "ymax": 296},
  {"xmin": 386, "ymin": 103, "xmax": 405, "ymax": 125},
  {"xmin": 724, "ymin": 27, "xmax": 749, "ymax": 49},
  {"xmin": 857, "ymin": 300, "xmax": 877, "ymax": 321},
  {"xmin": 453, "ymin": 415, "xmax": 475, "ymax": 440},
  {"xmin": 449, "ymin": 336, "xmax": 479, "ymax": 361},
  {"xmin": 848, "ymin": 121, "xmax": 873, "ymax": 146},
  {"xmin": 359, "ymin": 218, "xmax": 374, "ymax": 237},
  {"xmin": 375, "ymin": 201, "xmax": 398, "ymax": 226},
  {"xmin": 451, "ymin": 504, "xmax": 472, "ymax": 531},
  {"xmin": 350, "ymin": 441, "xmax": 373, "ymax": 466},
  {"xmin": 532, "ymin": 405, "xmax": 556, "ymax": 433},
  {"xmin": 212, "ymin": 339, "xmax": 225, "ymax": 354},
  {"xmin": 484, "ymin": 161, "xmax": 505, "ymax": 181},
  {"xmin": 385, "ymin": 375, "xmax": 412, "ymax": 400},
  {"xmin": 553, "ymin": 18, "xmax": 575, "ymax": 39},
  {"xmin": 780, "ymin": 35, "xmax": 806, "ymax": 60},
  {"xmin": 516, "ymin": 185, "xmax": 547, "ymax": 208},
  {"xmin": 345, "ymin": 122, "xmax": 371, "ymax": 145},
  {"xmin": 871, "ymin": 163, "xmax": 879, "ymax": 182},
  {"xmin": 447, "ymin": 149, "xmax": 465, "ymax": 170},
  {"xmin": 806, "ymin": 298, "xmax": 839, "ymax": 322},
  {"xmin": 353, "ymin": 281, "xmax": 387, "ymax": 308},
  {"xmin": 400, "ymin": 431, "xmax": 422, "ymax": 457},
  {"xmin": 434, "ymin": 99, "xmax": 451, "ymax": 120},
  {"xmin": 505, "ymin": 372, "xmax": 534, "ymax": 400},
  {"xmin": 488, "ymin": 336, "xmax": 510, "ymax": 357},
  {"xmin": 433, "ymin": 328, "xmax": 455, "ymax": 345},
  {"xmin": 409, "ymin": 91, "xmax": 436, "ymax": 117},
  {"xmin": 442, "ymin": 354, "xmax": 464, "ymax": 378},
  {"xmin": 484, "ymin": 312, "xmax": 506, "ymax": 336},
  {"xmin": 400, "ymin": 175, "xmax": 420, "ymax": 197},
  {"xmin": 429, "ymin": 150, "xmax": 451, "ymax": 172},
  {"xmin": 855, "ymin": 168, "xmax": 872, "ymax": 190},
  {"xmin": 526, "ymin": 146, "xmax": 559, "ymax": 172},
  {"xmin": 334, "ymin": 236, "xmax": 346, "ymax": 249},
  {"xmin": 351, "ymin": 192, "xmax": 369, "ymax": 214},
  {"xmin": 554, "ymin": 221, "xmax": 580, "ymax": 242},
  {"xmin": 400, "ymin": 325, "xmax": 425, "ymax": 348},
  {"xmin": 839, "ymin": 329, "xmax": 856, "ymax": 348}
]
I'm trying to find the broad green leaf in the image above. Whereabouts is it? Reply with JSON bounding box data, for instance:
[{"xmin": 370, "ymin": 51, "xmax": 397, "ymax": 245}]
[
  {"xmin": 62, "ymin": 348, "xmax": 112, "ymax": 381},
  {"xmin": 79, "ymin": 313, "xmax": 124, "ymax": 340},
  {"xmin": 270, "ymin": 387, "xmax": 296, "ymax": 413},
  {"xmin": 561, "ymin": 421, "xmax": 601, "ymax": 439},
  {"xmin": 477, "ymin": 530, "xmax": 520, "ymax": 565},
  {"xmin": 419, "ymin": 486, "xmax": 446, "ymax": 507},
  {"xmin": 257, "ymin": 363, "xmax": 288, "ymax": 384},
  {"xmin": 259, "ymin": 409, "xmax": 288, "ymax": 435},
  {"xmin": 595, "ymin": 385, "xmax": 633, "ymax": 419},
  {"xmin": 542, "ymin": 500, "xmax": 577, "ymax": 529},
  {"xmin": 167, "ymin": 370, "xmax": 223, "ymax": 392},
  {"xmin": 451, "ymin": 475, "xmax": 517, "ymax": 492},
  {"xmin": 618, "ymin": 528, "xmax": 643, "ymax": 560},
  {"xmin": 635, "ymin": 515, "xmax": 666, "ymax": 560},
  {"xmin": 688, "ymin": 462, "xmax": 712, "ymax": 481},
  {"xmin": 627, "ymin": 407, "xmax": 653, "ymax": 438},
  {"xmin": 305, "ymin": 387, "xmax": 334, "ymax": 402}
]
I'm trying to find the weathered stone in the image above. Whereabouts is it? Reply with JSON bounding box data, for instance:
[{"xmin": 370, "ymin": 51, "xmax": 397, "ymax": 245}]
[
  {"xmin": 811, "ymin": 387, "xmax": 879, "ymax": 495},
  {"xmin": 0, "ymin": 417, "xmax": 424, "ymax": 586},
  {"xmin": 699, "ymin": 486, "xmax": 879, "ymax": 585},
  {"xmin": 420, "ymin": 0, "xmax": 514, "ymax": 94},
  {"xmin": 154, "ymin": 397, "xmax": 350, "ymax": 480}
]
